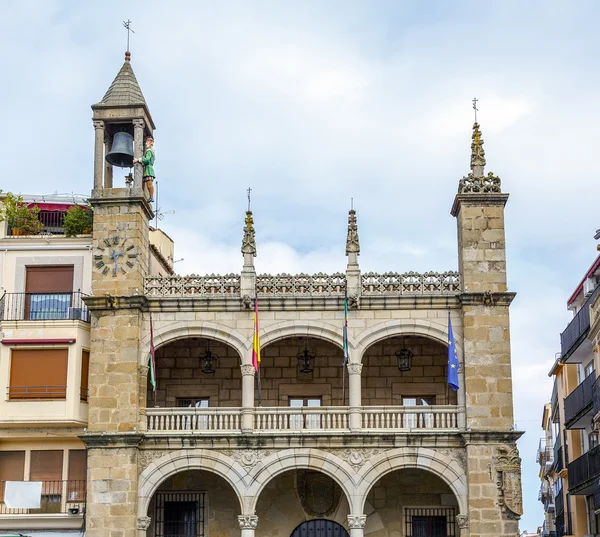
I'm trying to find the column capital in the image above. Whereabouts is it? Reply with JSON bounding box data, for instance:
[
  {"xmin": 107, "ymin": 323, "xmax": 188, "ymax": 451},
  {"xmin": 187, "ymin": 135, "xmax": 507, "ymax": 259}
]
[
  {"xmin": 132, "ymin": 118, "xmax": 146, "ymax": 129},
  {"xmin": 93, "ymin": 120, "xmax": 104, "ymax": 130},
  {"xmin": 240, "ymin": 364, "xmax": 256, "ymax": 376},
  {"xmin": 347, "ymin": 515, "xmax": 366, "ymax": 529},
  {"xmin": 137, "ymin": 516, "xmax": 151, "ymax": 530},
  {"xmin": 456, "ymin": 514, "xmax": 468, "ymax": 529},
  {"xmin": 238, "ymin": 515, "xmax": 258, "ymax": 529},
  {"xmin": 347, "ymin": 363, "xmax": 363, "ymax": 375}
]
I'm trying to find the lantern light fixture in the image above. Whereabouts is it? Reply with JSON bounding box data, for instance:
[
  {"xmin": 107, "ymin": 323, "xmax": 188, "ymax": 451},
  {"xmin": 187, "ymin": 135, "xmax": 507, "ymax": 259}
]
[
  {"xmin": 200, "ymin": 342, "xmax": 219, "ymax": 374},
  {"xmin": 297, "ymin": 342, "xmax": 316, "ymax": 373},
  {"xmin": 395, "ymin": 340, "xmax": 413, "ymax": 372}
]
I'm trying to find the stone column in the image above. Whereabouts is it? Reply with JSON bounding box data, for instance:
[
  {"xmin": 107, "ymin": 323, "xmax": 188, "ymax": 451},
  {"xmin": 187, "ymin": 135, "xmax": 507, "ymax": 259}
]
[
  {"xmin": 347, "ymin": 515, "xmax": 366, "ymax": 537},
  {"xmin": 347, "ymin": 363, "xmax": 362, "ymax": 431},
  {"xmin": 238, "ymin": 514, "xmax": 258, "ymax": 537},
  {"xmin": 133, "ymin": 119, "xmax": 145, "ymax": 192},
  {"xmin": 93, "ymin": 120, "xmax": 105, "ymax": 191},
  {"xmin": 104, "ymin": 131, "xmax": 113, "ymax": 188},
  {"xmin": 137, "ymin": 515, "xmax": 151, "ymax": 536},
  {"xmin": 240, "ymin": 364, "xmax": 256, "ymax": 432}
]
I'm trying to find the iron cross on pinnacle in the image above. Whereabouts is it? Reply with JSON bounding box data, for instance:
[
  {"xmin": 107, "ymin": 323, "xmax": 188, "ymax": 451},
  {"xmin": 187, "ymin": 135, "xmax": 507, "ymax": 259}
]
[
  {"xmin": 472, "ymin": 97, "xmax": 479, "ymax": 123},
  {"xmin": 123, "ymin": 19, "xmax": 135, "ymax": 52},
  {"xmin": 247, "ymin": 187, "xmax": 252, "ymax": 211}
]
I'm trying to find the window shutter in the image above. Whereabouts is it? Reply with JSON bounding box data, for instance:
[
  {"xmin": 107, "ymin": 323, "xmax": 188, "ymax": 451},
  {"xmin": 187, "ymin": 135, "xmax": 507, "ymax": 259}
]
[
  {"xmin": 9, "ymin": 349, "xmax": 68, "ymax": 399},
  {"xmin": 25, "ymin": 266, "xmax": 74, "ymax": 293},
  {"xmin": 0, "ymin": 451, "xmax": 25, "ymax": 501}
]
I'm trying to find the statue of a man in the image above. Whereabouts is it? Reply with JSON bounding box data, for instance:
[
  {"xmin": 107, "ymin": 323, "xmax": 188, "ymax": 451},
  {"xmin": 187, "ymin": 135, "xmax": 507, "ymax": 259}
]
[{"xmin": 133, "ymin": 136, "xmax": 155, "ymax": 202}]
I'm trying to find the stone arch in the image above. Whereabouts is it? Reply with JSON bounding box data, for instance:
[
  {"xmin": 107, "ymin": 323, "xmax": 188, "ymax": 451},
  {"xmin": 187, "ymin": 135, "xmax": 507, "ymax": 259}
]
[
  {"xmin": 138, "ymin": 449, "xmax": 247, "ymax": 517},
  {"xmin": 354, "ymin": 318, "xmax": 462, "ymax": 364},
  {"xmin": 357, "ymin": 447, "xmax": 468, "ymax": 515},
  {"xmin": 260, "ymin": 320, "xmax": 356, "ymax": 352},
  {"xmin": 246, "ymin": 448, "xmax": 359, "ymax": 513},
  {"xmin": 139, "ymin": 319, "xmax": 250, "ymax": 365}
]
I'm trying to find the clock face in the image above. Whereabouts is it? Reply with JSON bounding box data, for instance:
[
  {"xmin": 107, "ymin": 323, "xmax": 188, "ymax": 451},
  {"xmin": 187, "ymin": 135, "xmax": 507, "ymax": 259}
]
[{"xmin": 94, "ymin": 234, "xmax": 138, "ymax": 277}]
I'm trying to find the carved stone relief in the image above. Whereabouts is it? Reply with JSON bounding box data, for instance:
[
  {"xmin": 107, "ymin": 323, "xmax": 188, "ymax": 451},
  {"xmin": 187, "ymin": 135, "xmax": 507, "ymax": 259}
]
[{"xmin": 493, "ymin": 446, "xmax": 523, "ymax": 520}]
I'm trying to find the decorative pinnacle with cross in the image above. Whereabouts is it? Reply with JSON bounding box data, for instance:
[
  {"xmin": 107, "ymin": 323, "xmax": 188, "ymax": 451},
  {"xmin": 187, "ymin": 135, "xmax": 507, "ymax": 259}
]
[
  {"xmin": 472, "ymin": 97, "xmax": 479, "ymax": 123},
  {"xmin": 247, "ymin": 187, "xmax": 252, "ymax": 212},
  {"xmin": 123, "ymin": 19, "xmax": 135, "ymax": 52}
]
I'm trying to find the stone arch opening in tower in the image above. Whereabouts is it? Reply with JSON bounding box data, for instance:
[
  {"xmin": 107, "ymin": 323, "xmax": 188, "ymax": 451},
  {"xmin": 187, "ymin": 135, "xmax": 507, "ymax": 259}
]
[
  {"xmin": 362, "ymin": 468, "xmax": 461, "ymax": 537},
  {"xmin": 259, "ymin": 336, "xmax": 345, "ymax": 407},
  {"xmin": 361, "ymin": 335, "xmax": 457, "ymax": 407},
  {"xmin": 145, "ymin": 469, "xmax": 242, "ymax": 537},
  {"xmin": 148, "ymin": 337, "xmax": 243, "ymax": 408},
  {"xmin": 254, "ymin": 468, "xmax": 351, "ymax": 537}
]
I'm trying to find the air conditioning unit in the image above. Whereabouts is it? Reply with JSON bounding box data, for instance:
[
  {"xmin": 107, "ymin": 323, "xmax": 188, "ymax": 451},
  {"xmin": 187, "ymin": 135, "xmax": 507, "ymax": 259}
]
[
  {"xmin": 68, "ymin": 307, "xmax": 88, "ymax": 321},
  {"xmin": 584, "ymin": 278, "xmax": 596, "ymax": 297}
]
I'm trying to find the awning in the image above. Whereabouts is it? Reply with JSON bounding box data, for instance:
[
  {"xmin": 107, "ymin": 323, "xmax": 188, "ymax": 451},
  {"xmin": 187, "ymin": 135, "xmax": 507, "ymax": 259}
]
[{"xmin": 27, "ymin": 203, "xmax": 78, "ymax": 212}]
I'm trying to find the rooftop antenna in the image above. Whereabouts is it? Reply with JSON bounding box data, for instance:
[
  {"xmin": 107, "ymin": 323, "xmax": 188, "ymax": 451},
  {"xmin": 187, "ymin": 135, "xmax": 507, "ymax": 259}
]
[
  {"xmin": 123, "ymin": 19, "xmax": 135, "ymax": 53},
  {"xmin": 247, "ymin": 187, "xmax": 252, "ymax": 212},
  {"xmin": 472, "ymin": 97, "xmax": 479, "ymax": 123}
]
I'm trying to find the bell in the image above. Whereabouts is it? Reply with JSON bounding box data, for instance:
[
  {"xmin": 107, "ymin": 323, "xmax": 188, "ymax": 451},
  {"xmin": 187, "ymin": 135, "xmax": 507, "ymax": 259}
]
[{"xmin": 105, "ymin": 132, "xmax": 134, "ymax": 168}]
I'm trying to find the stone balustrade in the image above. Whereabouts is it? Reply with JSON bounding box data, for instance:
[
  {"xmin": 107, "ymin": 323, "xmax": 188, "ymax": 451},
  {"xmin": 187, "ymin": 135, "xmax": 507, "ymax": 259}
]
[
  {"xmin": 145, "ymin": 405, "xmax": 461, "ymax": 433},
  {"xmin": 143, "ymin": 271, "xmax": 461, "ymax": 298}
]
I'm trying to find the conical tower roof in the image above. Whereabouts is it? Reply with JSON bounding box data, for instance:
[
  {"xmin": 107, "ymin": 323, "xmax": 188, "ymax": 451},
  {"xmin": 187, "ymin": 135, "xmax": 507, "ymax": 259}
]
[{"xmin": 96, "ymin": 52, "xmax": 147, "ymax": 107}]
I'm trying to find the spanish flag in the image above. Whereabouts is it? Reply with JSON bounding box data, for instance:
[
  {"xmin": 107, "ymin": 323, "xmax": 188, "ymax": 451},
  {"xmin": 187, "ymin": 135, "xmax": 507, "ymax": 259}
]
[{"xmin": 252, "ymin": 297, "xmax": 261, "ymax": 371}]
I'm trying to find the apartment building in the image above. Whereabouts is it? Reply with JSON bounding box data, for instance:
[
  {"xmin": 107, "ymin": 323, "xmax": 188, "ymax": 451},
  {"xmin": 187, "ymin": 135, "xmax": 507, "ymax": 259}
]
[
  {"xmin": 541, "ymin": 255, "xmax": 600, "ymax": 537},
  {"xmin": 0, "ymin": 195, "xmax": 173, "ymax": 535}
]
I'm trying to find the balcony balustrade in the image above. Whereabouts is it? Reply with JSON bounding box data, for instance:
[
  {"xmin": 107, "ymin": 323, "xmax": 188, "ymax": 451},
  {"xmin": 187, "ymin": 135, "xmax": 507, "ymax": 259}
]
[
  {"xmin": 553, "ymin": 437, "xmax": 564, "ymax": 473},
  {"xmin": 560, "ymin": 284, "xmax": 600, "ymax": 359},
  {"xmin": 564, "ymin": 371, "xmax": 595, "ymax": 428},
  {"xmin": 555, "ymin": 511, "xmax": 571, "ymax": 537},
  {"xmin": 555, "ymin": 485, "xmax": 564, "ymax": 516},
  {"xmin": 145, "ymin": 405, "xmax": 461, "ymax": 433},
  {"xmin": 0, "ymin": 291, "xmax": 89, "ymax": 322},
  {"xmin": 0, "ymin": 480, "xmax": 85, "ymax": 515},
  {"xmin": 593, "ymin": 376, "xmax": 600, "ymax": 417},
  {"xmin": 567, "ymin": 447, "xmax": 600, "ymax": 493}
]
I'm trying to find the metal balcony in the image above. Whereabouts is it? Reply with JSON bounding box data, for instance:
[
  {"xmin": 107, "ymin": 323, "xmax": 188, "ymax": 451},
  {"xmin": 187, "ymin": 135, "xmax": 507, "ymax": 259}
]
[
  {"xmin": 560, "ymin": 284, "xmax": 600, "ymax": 362},
  {"xmin": 0, "ymin": 479, "xmax": 85, "ymax": 514},
  {"xmin": 0, "ymin": 291, "xmax": 89, "ymax": 322},
  {"xmin": 564, "ymin": 371, "xmax": 596, "ymax": 429},
  {"xmin": 567, "ymin": 446, "xmax": 600, "ymax": 494}
]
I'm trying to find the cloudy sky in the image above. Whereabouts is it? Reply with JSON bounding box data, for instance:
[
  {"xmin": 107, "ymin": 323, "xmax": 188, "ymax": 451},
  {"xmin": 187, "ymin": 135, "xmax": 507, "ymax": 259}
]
[{"xmin": 2, "ymin": 0, "xmax": 600, "ymax": 530}]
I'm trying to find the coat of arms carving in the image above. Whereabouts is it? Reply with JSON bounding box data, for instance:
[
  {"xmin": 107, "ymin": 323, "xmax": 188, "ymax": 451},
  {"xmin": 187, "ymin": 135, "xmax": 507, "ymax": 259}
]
[
  {"xmin": 493, "ymin": 446, "xmax": 523, "ymax": 519},
  {"xmin": 296, "ymin": 470, "xmax": 341, "ymax": 517}
]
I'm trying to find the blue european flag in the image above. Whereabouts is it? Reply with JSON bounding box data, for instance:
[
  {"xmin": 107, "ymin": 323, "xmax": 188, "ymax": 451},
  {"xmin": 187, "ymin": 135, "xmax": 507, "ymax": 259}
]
[{"xmin": 447, "ymin": 314, "xmax": 459, "ymax": 391}]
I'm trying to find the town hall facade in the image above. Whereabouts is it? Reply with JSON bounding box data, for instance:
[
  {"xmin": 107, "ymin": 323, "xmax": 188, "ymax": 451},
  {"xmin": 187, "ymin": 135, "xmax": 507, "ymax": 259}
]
[{"xmin": 81, "ymin": 53, "xmax": 523, "ymax": 537}]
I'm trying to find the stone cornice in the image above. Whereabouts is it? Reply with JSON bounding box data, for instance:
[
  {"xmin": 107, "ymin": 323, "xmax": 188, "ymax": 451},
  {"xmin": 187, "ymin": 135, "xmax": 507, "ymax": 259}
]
[
  {"xmin": 450, "ymin": 192, "xmax": 509, "ymax": 217},
  {"xmin": 80, "ymin": 432, "xmax": 143, "ymax": 448},
  {"xmin": 90, "ymin": 187, "xmax": 153, "ymax": 219},
  {"xmin": 461, "ymin": 430, "xmax": 523, "ymax": 444},
  {"xmin": 83, "ymin": 294, "xmax": 149, "ymax": 311},
  {"xmin": 145, "ymin": 294, "xmax": 463, "ymax": 312},
  {"xmin": 458, "ymin": 292, "xmax": 516, "ymax": 306}
]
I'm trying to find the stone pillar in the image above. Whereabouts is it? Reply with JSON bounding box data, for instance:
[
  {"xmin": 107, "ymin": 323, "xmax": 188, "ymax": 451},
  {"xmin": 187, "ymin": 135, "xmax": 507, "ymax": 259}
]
[
  {"xmin": 347, "ymin": 515, "xmax": 366, "ymax": 537},
  {"xmin": 241, "ymin": 364, "xmax": 255, "ymax": 432},
  {"xmin": 137, "ymin": 515, "xmax": 151, "ymax": 536},
  {"xmin": 345, "ymin": 209, "xmax": 361, "ymax": 301},
  {"xmin": 133, "ymin": 119, "xmax": 145, "ymax": 192},
  {"xmin": 238, "ymin": 514, "xmax": 258, "ymax": 537},
  {"xmin": 93, "ymin": 120, "xmax": 105, "ymax": 191},
  {"xmin": 104, "ymin": 132, "xmax": 113, "ymax": 188},
  {"xmin": 347, "ymin": 363, "xmax": 362, "ymax": 431}
]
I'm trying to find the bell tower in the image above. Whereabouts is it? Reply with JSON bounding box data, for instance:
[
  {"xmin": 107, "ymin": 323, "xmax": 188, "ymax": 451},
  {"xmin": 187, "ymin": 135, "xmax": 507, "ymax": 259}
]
[{"xmin": 83, "ymin": 51, "xmax": 155, "ymax": 537}]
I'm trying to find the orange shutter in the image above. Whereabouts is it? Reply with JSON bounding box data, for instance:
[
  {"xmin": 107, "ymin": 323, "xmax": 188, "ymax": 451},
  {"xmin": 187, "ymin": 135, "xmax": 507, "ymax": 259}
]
[
  {"xmin": 67, "ymin": 450, "xmax": 87, "ymax": 501},
  {"xmin": 80, "ymin": 350, "xmax": 89, "ymax": 401},
  {"xmin": 25, "ymin": 266, "xmax": 74, "ymax": 293},
  {"xmin": 9, "ymin": 349, "xmax": 68, "ymax": 399},
  {"xmin": 0, "ymin": 451, "xmax": 25, "ymax": 501},
  {"xmin": 30, "ymin": 450, "xmax": 63, "ymax": 495}
]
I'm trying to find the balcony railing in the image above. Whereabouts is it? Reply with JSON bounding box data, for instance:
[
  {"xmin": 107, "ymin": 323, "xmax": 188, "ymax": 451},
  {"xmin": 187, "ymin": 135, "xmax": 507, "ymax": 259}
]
[
  {"xmin": 555, "ymin": 485, "xmax": 564, "ymax": 515},
  {"xmin": 0, "ymin": 291, "xmax": 89, "ymax": 322},
  {"xmin": 553, "ymin": 434, "xmax": 564, "ymax": 473},
  {"xmin": 555, "ymin": 510, "xmax": 571, "ymax": 537},
  {"xmin": 564, "ymin": 371, "xmax": 596, "ymax": 428},
  {"xmin": 567, "ymin": 447, "xmax": 600, "ymax": 492},
  {"xmin": 561, "ymin": 284, "xmax": 600, "ymax": 359},
  {"xmin": 7, "ymin": 385, "xmax": 67, "ymax": 400},
  {"xmin": 593, "ymin": 376, "xmax": 600, "ymax": 417},
  {"xmin": 146, "ymin": 405, "xmax": 461, "ymax": 433},
  {"xmin": 0, "ymin": 480, "xmax": 85, "ymax": 515}
]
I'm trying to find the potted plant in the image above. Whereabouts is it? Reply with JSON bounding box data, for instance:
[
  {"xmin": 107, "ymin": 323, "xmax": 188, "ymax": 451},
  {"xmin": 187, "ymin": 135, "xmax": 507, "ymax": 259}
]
[
  {"xmin": 0, "ymin": 192, "xmax": 43, "ymax": 235},
  {"xmin": 63, "ymin": 203, "xmax": 93, "ymax": 236}
]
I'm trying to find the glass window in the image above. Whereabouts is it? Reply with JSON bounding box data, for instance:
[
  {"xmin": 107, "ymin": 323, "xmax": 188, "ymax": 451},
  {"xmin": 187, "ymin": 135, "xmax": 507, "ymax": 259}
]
[{"xmin": 289, "ymin": 398, "xmax": 322, "ymax": 429}]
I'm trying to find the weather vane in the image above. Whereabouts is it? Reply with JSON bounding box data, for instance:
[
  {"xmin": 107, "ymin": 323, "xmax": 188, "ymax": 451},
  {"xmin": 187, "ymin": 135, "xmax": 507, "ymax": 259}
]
[
  {"xmin": 123, "ymin": 19, "xmax": 135, "ymax": 52},
  {"xmin": 472, "ymin": 97, "xmax": 479, "ymax": 123},
  {"xmin": 247, "ymin": 187, "xmax": 252, "ymax": 211}
]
